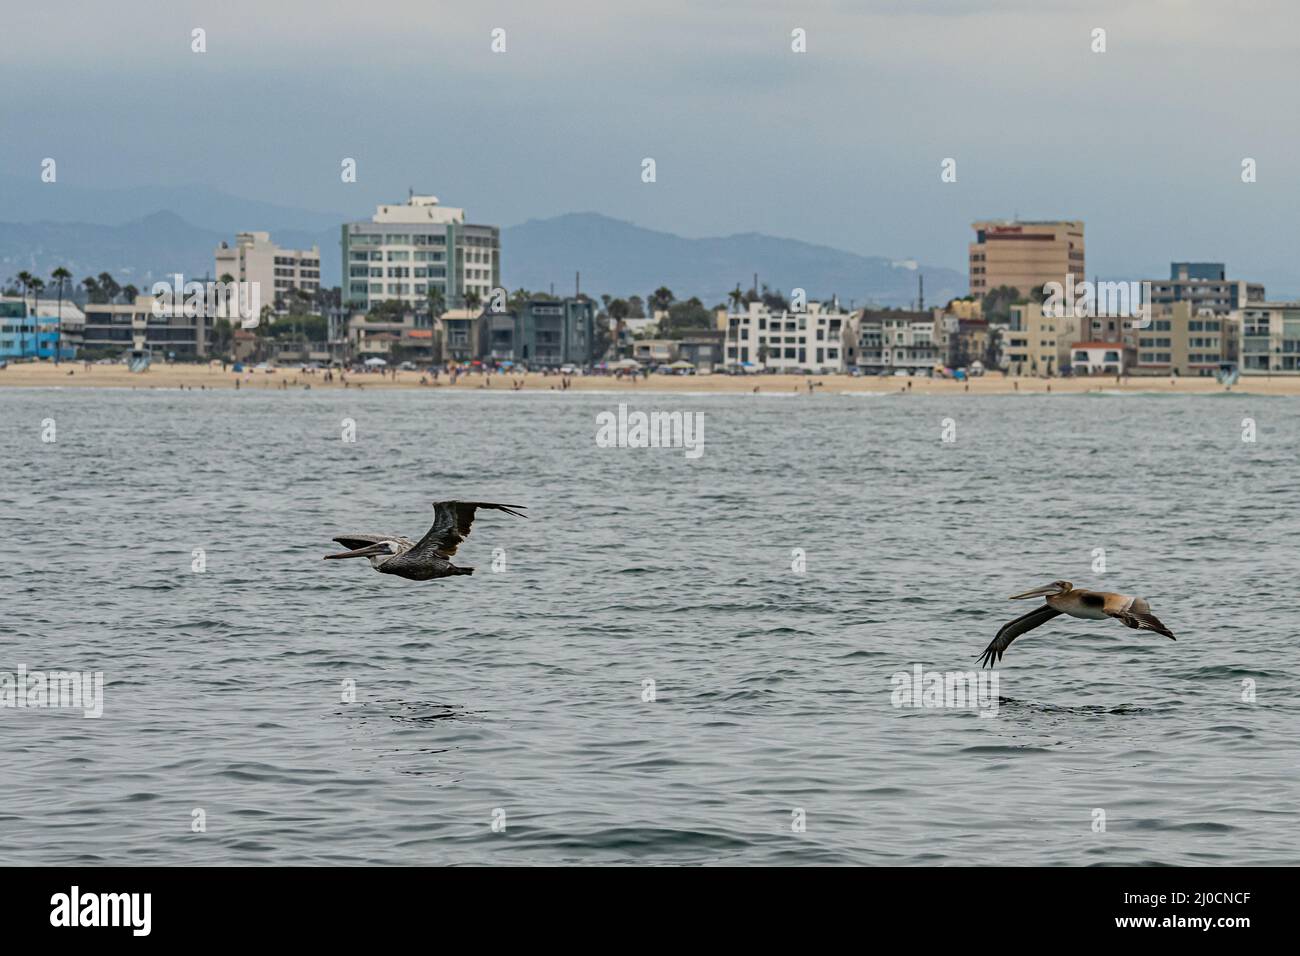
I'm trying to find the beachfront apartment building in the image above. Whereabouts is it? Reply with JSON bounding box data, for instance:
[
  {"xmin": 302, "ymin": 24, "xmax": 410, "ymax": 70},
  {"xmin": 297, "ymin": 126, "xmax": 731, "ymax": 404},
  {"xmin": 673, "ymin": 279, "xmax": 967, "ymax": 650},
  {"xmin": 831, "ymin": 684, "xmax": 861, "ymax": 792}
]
[
  {"xmin": 473, "ymin": 298, "xmax": 597, "ymax": 367},
  {"xmin": 436, "ymin": 297, "xmax": 596, "ymax": 367},
  {"xmin": 676, "ymin": 333, "xmax": 726, "ymax": 370},
  {"xmin": 512, "ymin": 298, "xmax": 596, "ymax": 367},
  {"xmin": 1132, "ymin": 301, "xmax": 1231, "ymax": 377},
  {"xmin": 215, "ymin": 232, "xmax": 320, "ymax": 312},
  {"xmin": 969, "ymin": 220, "xmax": 1085, "ymax": 299},
  {"xmin": 81, "ymin": 295, "xmax": 215, "ymax": 360},
  {"xmin": 724, "ymin": 300, "xmax": 852, "ymax": 372},
  {"xmin": 347, "ymin": 309, "xmax": 438, "ymax": 363},
  {"xmin": 0, "ymin": 297, "xmax": 83, "ymax": 360},
  {"xmin": 1147, "ymin": 263, "xmax": 1263, "ymax": 314},
  {"xmin": 341, "ymin": 194, "xmax": 500, "ymax": 314},
  {"xmin": 1002, "ymin": 302, "xmax": 1078, "ymax": 376},
  {"xmin": 1240, "ymin": 302, "xmax": 1300, "ymax": 374},
  {"xmin": 936, "ymin": 314, "xmax": 991, "ymax": 369},
  {"xmin": 440, "ymin": 307, "xmax": 483, "ymax": 364},
  {"xmin": 633, "ymin": 339, "xmax": 677, "ymax": 365},
  {"xmin": 855, "ymin": 310, "xmax": 939, "ymax": 375},
  {"xmin": 481, "ymin": 310, "xmax": 517, "ymax": 364}
]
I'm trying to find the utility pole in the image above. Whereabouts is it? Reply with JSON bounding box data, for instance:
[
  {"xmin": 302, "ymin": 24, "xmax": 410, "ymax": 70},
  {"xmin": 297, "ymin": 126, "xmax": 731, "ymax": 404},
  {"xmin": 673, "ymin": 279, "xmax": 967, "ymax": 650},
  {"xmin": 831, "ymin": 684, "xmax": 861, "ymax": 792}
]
[{"xmin": 918, "ymin": 274, "xmax": 924, "ymax": 312}]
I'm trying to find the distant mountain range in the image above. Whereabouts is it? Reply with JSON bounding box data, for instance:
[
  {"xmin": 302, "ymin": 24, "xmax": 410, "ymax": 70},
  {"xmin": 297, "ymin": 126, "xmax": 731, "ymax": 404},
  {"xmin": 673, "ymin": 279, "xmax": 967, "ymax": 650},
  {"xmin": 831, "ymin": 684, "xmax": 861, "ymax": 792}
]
[
  {"xmin": 0, "ymin": 181, "xmax": 963, "ymax": 306},
  {"xmin": 502, "ymin": 213, "xmax": 961, "ymax": 308},
  {"xmin": 0, "ymin": 212, "xmax": 336, "ymax": 291},
  {"xmin": 0, "ymin": 175, "xmax": 344, "ymax": 234}
]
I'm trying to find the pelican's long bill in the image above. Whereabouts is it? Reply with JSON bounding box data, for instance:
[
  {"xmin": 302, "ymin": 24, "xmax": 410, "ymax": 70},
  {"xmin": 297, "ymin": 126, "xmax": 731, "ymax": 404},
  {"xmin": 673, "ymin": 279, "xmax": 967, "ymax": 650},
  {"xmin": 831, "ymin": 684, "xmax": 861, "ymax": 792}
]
[
  {"xmin": 1008, "ymin": 584, "xmax": 1063, "ymax": 600},
  {"xmin": 324, "ymin": 541, "xmax": 393, "ymax": 560}
]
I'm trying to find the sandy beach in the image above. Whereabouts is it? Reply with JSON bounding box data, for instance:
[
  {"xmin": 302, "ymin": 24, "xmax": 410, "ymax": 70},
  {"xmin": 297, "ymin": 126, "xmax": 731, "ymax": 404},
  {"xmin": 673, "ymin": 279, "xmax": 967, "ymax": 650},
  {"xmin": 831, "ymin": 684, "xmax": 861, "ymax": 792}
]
[{"xmin": 1, "ymin": 360, "xmax": 1296, "ymax": 395}]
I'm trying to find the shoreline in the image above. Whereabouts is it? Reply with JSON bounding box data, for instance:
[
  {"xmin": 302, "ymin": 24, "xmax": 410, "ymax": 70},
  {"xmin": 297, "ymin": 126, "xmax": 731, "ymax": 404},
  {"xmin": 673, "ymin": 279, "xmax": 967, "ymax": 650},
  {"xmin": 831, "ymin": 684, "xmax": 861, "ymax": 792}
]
[{"xmin": 1, "ymin": 361, "xmax": 1296, "ymax": 396}]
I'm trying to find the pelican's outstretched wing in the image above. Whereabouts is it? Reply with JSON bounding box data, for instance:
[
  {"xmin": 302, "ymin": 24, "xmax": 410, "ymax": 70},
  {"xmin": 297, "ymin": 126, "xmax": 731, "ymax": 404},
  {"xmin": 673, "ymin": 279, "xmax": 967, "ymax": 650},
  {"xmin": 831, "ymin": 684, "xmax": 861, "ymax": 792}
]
[
  {"xmin": 1105, "ymin": 603, "xmax": 1176, "ymax": 640},
  {"xmin": 411, "ymin": 501, "xmax": 527, "ymax": 558},
  {"xmin": 977, "ymin": 604, "xmax": 1063, "ymax": 668}
]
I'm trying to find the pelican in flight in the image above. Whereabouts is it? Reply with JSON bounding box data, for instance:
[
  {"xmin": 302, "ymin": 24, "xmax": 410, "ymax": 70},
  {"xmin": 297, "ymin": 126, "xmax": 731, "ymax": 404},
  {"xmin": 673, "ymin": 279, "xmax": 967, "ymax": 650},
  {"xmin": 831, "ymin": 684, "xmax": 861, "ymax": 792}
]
[
  {"xmin": 977, "ymin": 580, "xmax": 1176, "ymax": 668},
  {"xmin": 324, "ymin": 500, "xmax": 526, "ymax": 581}
]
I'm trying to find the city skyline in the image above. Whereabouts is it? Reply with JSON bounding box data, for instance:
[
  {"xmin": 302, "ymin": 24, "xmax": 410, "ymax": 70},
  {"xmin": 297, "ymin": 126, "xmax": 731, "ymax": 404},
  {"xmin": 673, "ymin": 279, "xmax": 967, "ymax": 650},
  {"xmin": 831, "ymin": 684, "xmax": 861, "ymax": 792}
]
[{"xmin": 2, "ymin": 1, "xmax": 1298, "ymax": 294}]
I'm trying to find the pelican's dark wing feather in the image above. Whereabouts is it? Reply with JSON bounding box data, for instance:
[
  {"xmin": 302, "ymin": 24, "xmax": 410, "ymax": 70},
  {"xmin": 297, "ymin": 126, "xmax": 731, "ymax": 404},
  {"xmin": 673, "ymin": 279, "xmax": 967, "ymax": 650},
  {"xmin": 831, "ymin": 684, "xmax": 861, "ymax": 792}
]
[
  {"xmin": 410, "ymin": 501, "xmax": 527, "ymax": 558},
  {"xmin": 1105, "ymin": 607, "xmax": 1176, "ymax": 640},
  {"xmin": 977, "ymin": 604, "xmax": 1063, "ymax": 668}
]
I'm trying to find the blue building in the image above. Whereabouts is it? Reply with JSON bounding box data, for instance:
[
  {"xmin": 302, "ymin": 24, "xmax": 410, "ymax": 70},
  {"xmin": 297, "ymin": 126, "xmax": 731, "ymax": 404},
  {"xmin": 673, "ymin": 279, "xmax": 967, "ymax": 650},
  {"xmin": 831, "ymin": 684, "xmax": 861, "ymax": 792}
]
[
  {"xmin": 1171, "ymin": 262, "xmax": 1225, "ymax": 281},
  {"xmin": 515, "ymin": 298, "xmax": 596, "ymax": 366},
  {"xmin": 470, "ymin": 298, "xmax": 597, "ymax": 367},
  {"xmin": 0, "ymin": 302, "xmax": 76, "ymax": 360}
]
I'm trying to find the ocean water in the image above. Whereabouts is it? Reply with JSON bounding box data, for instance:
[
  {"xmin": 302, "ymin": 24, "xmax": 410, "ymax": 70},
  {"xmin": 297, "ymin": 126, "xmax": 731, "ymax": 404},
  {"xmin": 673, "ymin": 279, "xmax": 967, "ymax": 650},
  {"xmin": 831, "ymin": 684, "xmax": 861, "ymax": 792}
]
[{"xmin": 1, "ymin": 386, "xmax": 1297, "ymax": 865}]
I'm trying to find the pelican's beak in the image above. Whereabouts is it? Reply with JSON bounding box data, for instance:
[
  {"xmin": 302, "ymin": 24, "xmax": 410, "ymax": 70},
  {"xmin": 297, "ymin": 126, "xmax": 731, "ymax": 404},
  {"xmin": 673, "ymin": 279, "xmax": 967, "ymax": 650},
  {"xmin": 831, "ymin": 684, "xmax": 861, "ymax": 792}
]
[
  {"xmin": 324, "ymin": 542, "xmax": 391, "ymax": 560},
  {"xmin": 1008, "ymin": 584, "xmax": 1059, "ymax": 600}
]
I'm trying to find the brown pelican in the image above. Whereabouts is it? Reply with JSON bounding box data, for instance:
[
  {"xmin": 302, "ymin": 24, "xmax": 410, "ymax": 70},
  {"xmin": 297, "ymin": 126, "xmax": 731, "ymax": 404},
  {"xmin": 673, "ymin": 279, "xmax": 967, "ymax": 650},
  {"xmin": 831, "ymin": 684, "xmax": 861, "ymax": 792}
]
[
  {"xmin": 324, "ymin": 501, "xmax": 526, "ymax": 581},
  {"xmin": 977, "ymin": 580, "xmax": 1176, "ymax": 668}
]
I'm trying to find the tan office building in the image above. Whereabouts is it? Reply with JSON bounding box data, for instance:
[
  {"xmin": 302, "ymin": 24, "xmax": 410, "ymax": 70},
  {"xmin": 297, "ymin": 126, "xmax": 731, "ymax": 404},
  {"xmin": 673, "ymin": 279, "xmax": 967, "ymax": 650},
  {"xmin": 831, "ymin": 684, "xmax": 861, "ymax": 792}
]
[{"xmin": 969, "ymin": 220, "xmax": 1085, "ymax": 299}]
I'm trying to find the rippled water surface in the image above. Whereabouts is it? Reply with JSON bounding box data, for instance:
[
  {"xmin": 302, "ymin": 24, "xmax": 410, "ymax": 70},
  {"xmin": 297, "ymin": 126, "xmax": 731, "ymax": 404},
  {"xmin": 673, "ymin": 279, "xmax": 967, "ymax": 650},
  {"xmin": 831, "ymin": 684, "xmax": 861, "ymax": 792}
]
[{"xmin": 2, "ymin": 386, "xmax": 1298, "ymax": 865}]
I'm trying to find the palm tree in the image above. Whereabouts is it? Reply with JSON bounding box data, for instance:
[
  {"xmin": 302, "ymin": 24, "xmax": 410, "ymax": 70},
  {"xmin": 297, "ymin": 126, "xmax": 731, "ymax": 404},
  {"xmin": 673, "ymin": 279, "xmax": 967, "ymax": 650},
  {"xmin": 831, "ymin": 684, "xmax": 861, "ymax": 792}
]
[
  {"xmin": 97, "ymin": 272, "xmax": 121, "ymax": 304},
  {"xmin": 212, "ymin": 319, "xmax": 233, "ymax": 358},
  {"xmin": 257, "ymin": 304, "xmax": 276, "ymax": 360},
  {"xmin": 28, "ymin": 278, "xmax": 45, "ymax": 357},
  {"xmin": 81, "ymin": 276, "xmax": 102, "ymax": 303},
  {"xmin": 427, "ymin": 285, "xmax": 446, "ymax": 320},
  {"xmin": 16, "ymin": 271, "xmax": 34, "ymax": 317},
  {"xmin": 464, "ymin": 289, "xmax": 482, "ymax": 314},
  {"xmin": 728, "ymin": 285, "xmax": 745, "ymax": 315},
  {"xmin": 51, "ymin": 266, "xmax": 71, "ymax": 364},
  {"xmin": 650, "ymin": 286, "xmax": 674, "ymax": 314}
]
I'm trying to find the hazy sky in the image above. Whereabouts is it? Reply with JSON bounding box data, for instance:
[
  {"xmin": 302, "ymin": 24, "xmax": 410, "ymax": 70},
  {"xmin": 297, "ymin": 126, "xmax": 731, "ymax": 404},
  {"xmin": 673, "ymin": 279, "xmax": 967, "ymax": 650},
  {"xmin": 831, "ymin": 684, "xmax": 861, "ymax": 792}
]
[{"xmin": 3, "ymin": 0, "xmax": 1298, "ymax": 287}]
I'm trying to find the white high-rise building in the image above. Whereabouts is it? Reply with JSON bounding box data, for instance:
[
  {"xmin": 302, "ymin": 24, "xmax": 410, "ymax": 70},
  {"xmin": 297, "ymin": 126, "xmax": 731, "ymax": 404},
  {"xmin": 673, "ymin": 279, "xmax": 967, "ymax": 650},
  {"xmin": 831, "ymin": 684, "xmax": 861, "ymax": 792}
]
[
  {"xmin": 214, "ymin": 232, "xmax": 320, "ymax": 312},
  {"xmin": 341, "ymin": 194, "xmax": 500, "ymax": 312}
]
